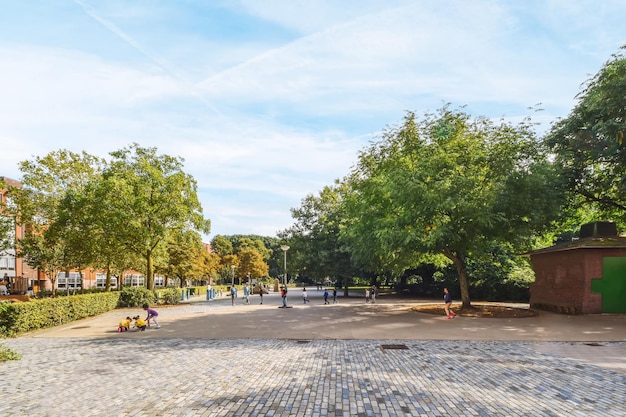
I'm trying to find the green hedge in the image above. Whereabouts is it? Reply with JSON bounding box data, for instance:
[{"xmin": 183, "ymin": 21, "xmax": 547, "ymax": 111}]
[{"xmin": 0, "ymin": 292, "xmax": 120, "ymax": 337}]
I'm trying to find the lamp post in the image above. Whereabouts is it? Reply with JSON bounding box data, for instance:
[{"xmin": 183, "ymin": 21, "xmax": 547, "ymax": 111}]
[
  {"xmin": 231, "ymin": 265, "xmax": 235, "ymax": 287},
  {"xmin": 280, "ymin": 245, "xmax": 290, "ymax": 286}
]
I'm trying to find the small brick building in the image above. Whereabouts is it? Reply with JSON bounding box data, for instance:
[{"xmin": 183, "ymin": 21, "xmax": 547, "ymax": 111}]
[{"xmin": 527, "ymin": 222, "xmax": 626, "ymax": 314}]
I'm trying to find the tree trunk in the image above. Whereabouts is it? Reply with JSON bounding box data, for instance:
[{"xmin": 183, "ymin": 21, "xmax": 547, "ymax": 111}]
[
  {"xmin": 443, "ymin": 249, "xmax": 472, "ymax": 309},
  {"xmin": 146, "ymin": 250, "xmax": 154, "ymax": 290},
  {"xmin": 105, "ymin": 266, "xmax": 111, "ymax": 292}
]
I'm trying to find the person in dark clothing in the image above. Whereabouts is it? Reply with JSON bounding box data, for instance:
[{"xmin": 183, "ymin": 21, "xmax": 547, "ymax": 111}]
[{"xmin": 443, "ymin": 287, "xmax": 457, "ymax": 319}]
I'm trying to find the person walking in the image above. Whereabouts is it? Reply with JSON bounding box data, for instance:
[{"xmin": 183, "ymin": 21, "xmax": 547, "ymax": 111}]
[
  {"xmin": 259, "ymin": 286, "xmax": 264, "ymax": 304},
  {"xmin": 243, "ymin": 284, "xmax": 250, "ymax": 305},
  {"xmin": 370, "ymin": 285, "xmax": 377, "ymax": 303},
  {"xmin": 323, "ymin": 288, "xmax": 329, "ymax": 304},
  {"xmin": 332, "ymin": 287, "xmax": 338, "ymax": 304},
  {"xmin": 280, "ymin": 286, "xmax": 288, "ymax": 308},
  {"xmin": 443, "ymin": 287, "xmax": 457, "ymax": 319},
  {"xmin": 230, "ymin": 286, "xmax": 237, "ymax": 306},
  {"xmin": 302, "ymin": 288, "xmax": 310, "ymax": 303}
]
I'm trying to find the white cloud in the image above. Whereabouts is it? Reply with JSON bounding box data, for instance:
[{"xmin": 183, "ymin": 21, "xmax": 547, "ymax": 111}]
[{"xmin": 1, "ymin": 0, "xmax": 625, "ymax": 238}]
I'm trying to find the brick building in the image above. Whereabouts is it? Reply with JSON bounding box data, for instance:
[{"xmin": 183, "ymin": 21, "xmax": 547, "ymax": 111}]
[{"xmin": 527, "ymin": 222, "xmax": 626, "ymax": 314}]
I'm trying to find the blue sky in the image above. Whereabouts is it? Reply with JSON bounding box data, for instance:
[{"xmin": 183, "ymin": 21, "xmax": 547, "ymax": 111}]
[{"xmin": 1, "ymin": 1, "xmax": 625, "ymax": 240}]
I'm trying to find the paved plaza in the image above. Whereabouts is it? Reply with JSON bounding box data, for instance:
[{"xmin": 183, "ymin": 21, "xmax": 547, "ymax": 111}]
[{"xmin": 1, "ymin": 291, "xmax": 625, "ymax": 417}]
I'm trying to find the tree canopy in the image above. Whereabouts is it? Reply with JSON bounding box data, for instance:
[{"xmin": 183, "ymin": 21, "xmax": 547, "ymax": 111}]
[
  {"xmin": 546, "ymin": 46, "xmax": 626, "ymax": 223},
  {"xmin": 341, "ymin": 107, "xmax": 563, "ymax": 307}
]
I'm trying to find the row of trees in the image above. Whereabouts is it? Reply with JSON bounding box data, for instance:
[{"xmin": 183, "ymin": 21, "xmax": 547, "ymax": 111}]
[
  {"xmin": 280, "ymin": 47, "xmax": 626, "ymax": 307},
  {"xmin": 3, "ymin": 143, "xmax": 211, "ymax": 293},
  {"xmin": 209, "ymin": 235, "xmax": 279, "ymax": 285},
  {"xmin": 1, "ymin": 143, "xmax": 292, "ymax": 293}
]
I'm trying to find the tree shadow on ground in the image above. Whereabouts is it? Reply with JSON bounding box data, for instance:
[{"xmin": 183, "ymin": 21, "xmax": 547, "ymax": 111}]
[{"xmin": 411, "ymin": 303, "xmax": 538, "ymax": 318}]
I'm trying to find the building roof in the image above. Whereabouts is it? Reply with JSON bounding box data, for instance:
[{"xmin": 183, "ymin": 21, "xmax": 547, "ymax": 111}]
[{"xmin": 522, "ymin": 236, "xmax": 626, "ymax": 257}]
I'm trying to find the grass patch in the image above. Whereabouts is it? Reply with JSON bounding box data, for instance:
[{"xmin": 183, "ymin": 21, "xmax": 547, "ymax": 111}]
[{"xmin": 0, "ymin": 343, "xmax": 21, "ymax": 362}]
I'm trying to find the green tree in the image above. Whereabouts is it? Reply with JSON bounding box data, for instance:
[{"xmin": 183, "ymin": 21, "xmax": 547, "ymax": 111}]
[
  {"xmin": 9, "ymin": 150, "xmax": 103, "ymax": 294},
  {"xmin": 235, "ymin": 237, "xmax": 271, "ymax": 260},
  {"xmin": 159, "ymin": 230, "xmax": 204, "ymax": 288},
  {"xmin": 210, "ymin": 235, "xmax": 233, "ymax": 256},
  {"xmin": 280, "ymin": 183, "xmax": 356, "ymax": 292},
  {"xmin": 104, "ymin": 143, "xmax": 210, "ymax": 289},
  {"xmin": 546, "ymin": 46, "xmax": 626, "ymax": 224},
  {"xmin": 81, "ymin": 176, "xmax": 140, "ymax": 291},
  {"xmin": 343, "ymin": 107, "xmax": 563, "ymax": 308}
]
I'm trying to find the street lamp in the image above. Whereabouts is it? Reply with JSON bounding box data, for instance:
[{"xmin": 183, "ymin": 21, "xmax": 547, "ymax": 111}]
[
  {"xmin": 231, "ymin": 265, "xmax": 236, "ymax": 287},
  {"xmin": 280, "ymin": 245, "xmax": 290, "ymax": 286}
]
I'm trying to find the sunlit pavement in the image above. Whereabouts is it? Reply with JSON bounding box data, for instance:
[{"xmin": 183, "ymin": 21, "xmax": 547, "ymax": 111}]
[{"xmin": 2, "ymin": 290, "xmax": 625, "ymax": 416}]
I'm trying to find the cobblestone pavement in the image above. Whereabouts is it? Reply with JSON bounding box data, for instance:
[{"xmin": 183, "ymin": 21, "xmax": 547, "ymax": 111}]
[
  {"xmin": 1, "ymin": 294, "xmax": 625, "ymax": 417},
  {"xmin": 2, "ymin": 338, "xmax": 625, "ymax": 417}
]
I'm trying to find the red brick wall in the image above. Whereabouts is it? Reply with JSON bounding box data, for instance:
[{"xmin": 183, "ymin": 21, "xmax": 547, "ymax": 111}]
[{"xmin": 530, "ymin": 248, "xmax": 626, "ymax": 314}]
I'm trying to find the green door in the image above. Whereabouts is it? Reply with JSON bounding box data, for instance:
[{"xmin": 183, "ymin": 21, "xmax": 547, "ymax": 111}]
[{"xmin": 591, "ymin": 257, "xmax": 626, "ymax": 313}]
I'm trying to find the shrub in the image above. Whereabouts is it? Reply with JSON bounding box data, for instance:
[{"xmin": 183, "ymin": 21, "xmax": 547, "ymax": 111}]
[
  {"xmin": 0, "ymin": 292, "xmax": 120, "ymax": 337},
  {"xmin": 0, "ymin": 344, "xmax": 21, "ymax": 362},
  {"xmin": 118, "ymin": 287, "xmax": 155, "ymax": 308},
  {"xmin": 159, "ymin": 288, "xmax": 181, "ymax": 305}
]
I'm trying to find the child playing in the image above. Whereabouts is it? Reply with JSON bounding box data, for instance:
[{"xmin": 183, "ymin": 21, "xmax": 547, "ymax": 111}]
[
  {"xmin": 143, "ymin": 304, "xmax": 161, "ymax": 328},
  {"xmin": 117, "ymin": 316, "xmax": 132, "ymax": 333},
  {"xmin": 133, "ymin": 315, "xmax": 147, "ymax": 331},
  {"xmin": 443, "ymin": 287, "xmax": 457, "ymax": 319}
]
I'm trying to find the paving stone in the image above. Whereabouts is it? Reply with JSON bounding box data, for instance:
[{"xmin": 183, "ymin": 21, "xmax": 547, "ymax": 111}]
[{"xmin": 1, "ymin": 338, "xmax": 624, "ymax": 416}]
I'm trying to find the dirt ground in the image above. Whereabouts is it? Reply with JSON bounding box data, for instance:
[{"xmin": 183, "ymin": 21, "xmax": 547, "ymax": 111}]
[{"xmin": 411, "ymin": 303, "xmax": 538, "ymax": 318}]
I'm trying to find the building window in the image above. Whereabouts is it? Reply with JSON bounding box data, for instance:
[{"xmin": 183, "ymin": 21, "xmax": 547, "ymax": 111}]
[
  {"xmin": 95, "ymin": 273, "xmax": 117, "ymax": 289},
  {"xmin": 124, "ymin": 274, "xmax": 144, "ymax": 287},
  {"xmin": 57, "ymin": 272, "xmax": 82, "ymax": 289}
]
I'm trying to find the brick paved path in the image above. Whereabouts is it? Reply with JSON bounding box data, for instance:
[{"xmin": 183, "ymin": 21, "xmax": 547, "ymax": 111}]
[
  {"xmin": 2, "ymin": 294, "xmax": 625, "ymax": 416},
  {"xmin": 2, "ymin": 337, "xmax": 625, "ymax": 417}
]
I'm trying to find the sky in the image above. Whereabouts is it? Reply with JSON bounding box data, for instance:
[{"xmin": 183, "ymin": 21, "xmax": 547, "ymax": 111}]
[{"xmin": 1, "ymin": 1, "xmax": 625, "ymax": 241}]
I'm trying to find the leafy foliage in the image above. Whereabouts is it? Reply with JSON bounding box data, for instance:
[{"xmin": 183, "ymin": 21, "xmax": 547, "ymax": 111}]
[
  {"xmin": 118, "ymin": 287, "xmax": 155, "ymax": 308},
  {"xmin": 0, "ymin": 344, "xmax": 21, "ymax": 362},
  {"xmin": 280, "ymin": 183, "xmax": 358, "ymax": 287},
  {"xmin": 159, "ymin": 287, "xmax": 181, "ymax": 305},
  {"xmin": 104, "ymin": 143, "xmax": 211, "ymax": 289},
  {"xmin": 342, "ymin": 107, "xmax": 563, "ymax": 307},
  {"xmin": 546, "ymin": 46, "xmax": 626, "ymax": 225},
  {"xmin": 0, "ymin": 292, "xmax": 120, "ymax": 337}
]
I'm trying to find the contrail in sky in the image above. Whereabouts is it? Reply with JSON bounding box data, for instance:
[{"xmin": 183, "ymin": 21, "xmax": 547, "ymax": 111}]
[{"xmin": 72, "ymin": 0, "xmax": 226, "ymax": 120}]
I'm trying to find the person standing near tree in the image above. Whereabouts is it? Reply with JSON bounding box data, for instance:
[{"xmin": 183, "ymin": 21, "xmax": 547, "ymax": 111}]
[{"xmin": 443, "ymin": 287, "xmax": 457, "ymax": 319}]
